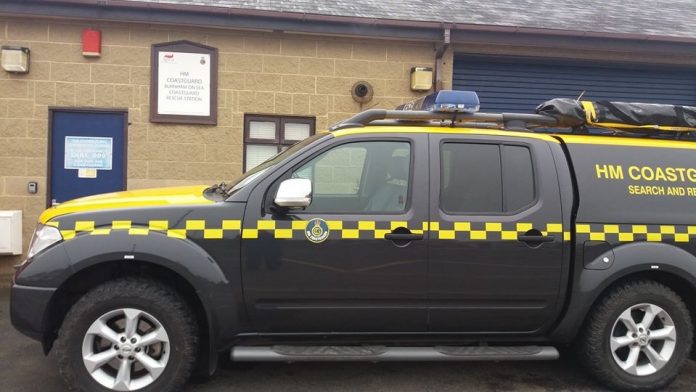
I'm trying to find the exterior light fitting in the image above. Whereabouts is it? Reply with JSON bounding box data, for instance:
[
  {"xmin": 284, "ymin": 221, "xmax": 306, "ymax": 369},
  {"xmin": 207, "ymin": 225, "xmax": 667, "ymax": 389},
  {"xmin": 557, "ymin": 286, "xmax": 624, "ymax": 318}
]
[
  {"xmin": 1, "ymin": 46, "xmax": 30, "ymax": 73},
  {"xmin": 410, "ymin": 66, "xmax": 433, "ymax": 91}
]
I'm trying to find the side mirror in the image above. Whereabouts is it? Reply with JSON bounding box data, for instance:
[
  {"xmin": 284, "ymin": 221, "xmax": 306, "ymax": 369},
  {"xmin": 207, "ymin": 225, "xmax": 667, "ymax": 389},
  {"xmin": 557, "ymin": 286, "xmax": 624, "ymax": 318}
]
[{"xmin": 274, "ymin": 178, "xmax": 312, "ymax": 208}]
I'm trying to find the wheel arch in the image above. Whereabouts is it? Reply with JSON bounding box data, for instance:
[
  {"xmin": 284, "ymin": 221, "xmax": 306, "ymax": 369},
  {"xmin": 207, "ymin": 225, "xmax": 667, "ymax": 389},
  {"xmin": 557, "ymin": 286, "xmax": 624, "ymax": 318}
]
[
  {"xmin": 43, "ymin": 259, "xmax": 218, "ymax": 377},
  {"xmin": 552, "ymin": 241, "xmax": 696, "ymax": 349},
  {"xmin": 590, "ymin": 271, "xmax": 696, "ymax": 335}
]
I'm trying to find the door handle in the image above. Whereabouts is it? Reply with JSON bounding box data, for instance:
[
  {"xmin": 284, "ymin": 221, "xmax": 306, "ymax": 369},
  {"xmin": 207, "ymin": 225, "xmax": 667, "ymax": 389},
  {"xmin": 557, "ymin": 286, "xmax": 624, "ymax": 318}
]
[
  {"xmin": 518, "ymin": 234, "xmax": 555, "ymax": 243},
  {"xmin": 384, "ymin": 232, "xmax": 424, "ymax": 242}
]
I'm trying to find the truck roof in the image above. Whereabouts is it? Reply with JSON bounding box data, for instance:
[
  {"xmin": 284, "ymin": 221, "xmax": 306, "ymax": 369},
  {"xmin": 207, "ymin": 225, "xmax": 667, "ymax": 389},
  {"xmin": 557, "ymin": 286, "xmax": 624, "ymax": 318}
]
[
  {"xmin": 331, "ymin": 125, "xmax": 560, "ymax": 142},
  {"xmin": 332, "ymin": 125, "xmax": 696, "ymax": 151}
]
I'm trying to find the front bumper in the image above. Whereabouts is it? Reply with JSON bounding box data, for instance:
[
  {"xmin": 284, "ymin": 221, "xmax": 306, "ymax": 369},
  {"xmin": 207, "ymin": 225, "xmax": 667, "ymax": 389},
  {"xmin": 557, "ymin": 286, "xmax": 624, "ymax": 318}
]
[{"xmin": 10, "ymin": 283, "xmax": 56, "ymax": 341}]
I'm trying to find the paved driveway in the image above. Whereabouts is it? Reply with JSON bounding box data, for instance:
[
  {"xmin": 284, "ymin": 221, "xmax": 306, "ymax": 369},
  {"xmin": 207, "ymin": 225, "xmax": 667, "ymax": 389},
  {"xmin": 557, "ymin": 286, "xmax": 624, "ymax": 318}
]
[{"xmin": 3, "ymin": 290, "xmax": 696, "ymax": 392}]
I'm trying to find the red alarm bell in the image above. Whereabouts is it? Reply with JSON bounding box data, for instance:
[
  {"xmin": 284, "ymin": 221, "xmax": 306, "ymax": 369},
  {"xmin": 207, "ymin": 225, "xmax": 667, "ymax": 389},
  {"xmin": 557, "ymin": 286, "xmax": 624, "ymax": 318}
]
[{"xmin": 82, "ymin": 28, "xmax": 101, "ymax": 58}]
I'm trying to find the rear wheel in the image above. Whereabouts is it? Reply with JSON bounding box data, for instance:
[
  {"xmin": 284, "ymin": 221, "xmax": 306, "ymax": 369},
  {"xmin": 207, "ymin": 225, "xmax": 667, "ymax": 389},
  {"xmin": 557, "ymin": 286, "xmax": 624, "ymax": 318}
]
[
  {"xmin": 54, "ymin": 278, "xmax": 198, "ymax": 391},
  {"xmin": 579, "ymin": 280, "xmax": 693, "ymax": 391}
]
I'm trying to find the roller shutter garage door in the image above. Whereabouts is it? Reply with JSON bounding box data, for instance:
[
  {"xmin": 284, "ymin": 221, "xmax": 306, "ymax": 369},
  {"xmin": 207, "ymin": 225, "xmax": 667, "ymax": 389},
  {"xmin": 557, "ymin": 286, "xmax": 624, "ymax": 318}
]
[{"xmin": 453, "ymin": 55, "xmax": 696, "ymax": 113}]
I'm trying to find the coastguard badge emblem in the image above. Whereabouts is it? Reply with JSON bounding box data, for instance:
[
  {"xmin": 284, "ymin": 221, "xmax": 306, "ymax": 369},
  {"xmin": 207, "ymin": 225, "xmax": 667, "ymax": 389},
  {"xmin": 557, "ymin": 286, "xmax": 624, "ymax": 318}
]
[{"xmin": 305, "ymin": 218, "xmax": 329, "ymax": 243}]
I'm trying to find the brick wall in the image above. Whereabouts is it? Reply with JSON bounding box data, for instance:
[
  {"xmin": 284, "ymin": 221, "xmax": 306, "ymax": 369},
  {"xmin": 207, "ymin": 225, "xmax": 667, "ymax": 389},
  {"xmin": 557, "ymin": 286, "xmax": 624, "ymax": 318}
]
[{"xmin": 0, "ymin": 17, "xmax": 450, "ymax": 276}]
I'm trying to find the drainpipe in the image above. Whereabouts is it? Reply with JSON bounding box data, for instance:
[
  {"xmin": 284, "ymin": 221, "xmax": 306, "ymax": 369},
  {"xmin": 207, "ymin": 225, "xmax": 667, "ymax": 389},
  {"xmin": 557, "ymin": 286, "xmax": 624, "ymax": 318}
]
[{"xmin": 434, "ymin": 28, "xmax": 451, "ymax": 92}]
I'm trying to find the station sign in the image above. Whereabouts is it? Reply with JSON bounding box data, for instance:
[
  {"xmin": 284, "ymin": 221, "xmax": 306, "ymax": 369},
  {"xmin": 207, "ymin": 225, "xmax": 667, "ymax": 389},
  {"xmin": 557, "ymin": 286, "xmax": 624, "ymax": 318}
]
[{"xmin": 150, "ymin": 40, "xmax": 218, "ymax": 125}]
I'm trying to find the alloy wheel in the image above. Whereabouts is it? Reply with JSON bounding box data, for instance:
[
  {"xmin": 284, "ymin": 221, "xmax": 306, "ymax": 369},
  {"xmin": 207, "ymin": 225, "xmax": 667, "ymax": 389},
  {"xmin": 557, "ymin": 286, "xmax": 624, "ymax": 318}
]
[
  {"xmin": 81, "ymin": 308, "xmax": 170, "ymax": 391},
  {"xmin": 610, "ymin": 303, "xmax": 677, "ymax": 376}
]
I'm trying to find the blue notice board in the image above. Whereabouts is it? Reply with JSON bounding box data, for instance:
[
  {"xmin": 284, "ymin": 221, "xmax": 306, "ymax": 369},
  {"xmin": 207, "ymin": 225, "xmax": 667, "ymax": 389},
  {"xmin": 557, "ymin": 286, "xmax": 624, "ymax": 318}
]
[{"xmin": 64, "ymin": 136, "xmax": 114, "ymax": 170}]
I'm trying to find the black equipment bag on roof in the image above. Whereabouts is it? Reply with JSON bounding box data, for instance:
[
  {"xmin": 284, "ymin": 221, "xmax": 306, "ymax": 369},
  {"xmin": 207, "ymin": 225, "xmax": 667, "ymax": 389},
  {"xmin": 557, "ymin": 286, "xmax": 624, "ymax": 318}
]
[{"xmin": 536, "ymin": 98, "xmax": 696, "ymax": 131}]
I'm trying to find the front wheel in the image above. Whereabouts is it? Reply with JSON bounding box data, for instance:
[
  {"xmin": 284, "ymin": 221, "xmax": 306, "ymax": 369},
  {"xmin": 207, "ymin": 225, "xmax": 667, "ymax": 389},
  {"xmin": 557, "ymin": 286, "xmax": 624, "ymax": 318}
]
[
  {"xmin": 579, "ymin": 280, "xmax": 693, "ymax": 391},
  {"xmin": 54, "ymin": 278, "xmax": 198, "ymax": 391}
]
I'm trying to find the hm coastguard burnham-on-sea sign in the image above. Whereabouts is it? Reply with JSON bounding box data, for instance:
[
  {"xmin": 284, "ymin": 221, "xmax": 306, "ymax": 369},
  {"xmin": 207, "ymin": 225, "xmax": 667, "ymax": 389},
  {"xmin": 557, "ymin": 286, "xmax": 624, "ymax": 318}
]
[
  {"xmin": 150, "ymin": 41, "xmax": 218, "ymax": 125},
  {"xmin": 157, "ymin": 51, "xmax": 211, "ymax": 117}
]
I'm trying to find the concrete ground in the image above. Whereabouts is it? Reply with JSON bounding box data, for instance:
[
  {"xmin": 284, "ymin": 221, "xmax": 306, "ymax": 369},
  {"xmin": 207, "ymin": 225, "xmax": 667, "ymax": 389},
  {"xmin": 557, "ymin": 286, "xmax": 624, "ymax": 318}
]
[{"xmin": 2, "ymin": 289, "xmax": 696, "ymax": 392}]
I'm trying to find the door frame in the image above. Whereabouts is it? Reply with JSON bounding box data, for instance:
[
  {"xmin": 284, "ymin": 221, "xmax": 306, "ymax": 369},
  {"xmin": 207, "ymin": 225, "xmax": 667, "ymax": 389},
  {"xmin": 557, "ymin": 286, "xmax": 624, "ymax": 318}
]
[
  {"xmin": 240, "ymin": 133, "xmax": 431, "ymax": 333},
  {"xmin": 426, "ymin": 132, "xmax": 566, "ymax": 333},
  {"xmin": 46, "ymin": 107, "xmax": 129, "ymax": 208}
]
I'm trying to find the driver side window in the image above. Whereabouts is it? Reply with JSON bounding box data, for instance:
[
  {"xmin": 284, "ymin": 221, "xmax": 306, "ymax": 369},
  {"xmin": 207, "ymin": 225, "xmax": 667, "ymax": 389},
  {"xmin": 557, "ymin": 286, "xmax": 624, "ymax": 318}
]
[{"xmin": 292, "ymin": 141, "xmax": 411, "ymax": 213}]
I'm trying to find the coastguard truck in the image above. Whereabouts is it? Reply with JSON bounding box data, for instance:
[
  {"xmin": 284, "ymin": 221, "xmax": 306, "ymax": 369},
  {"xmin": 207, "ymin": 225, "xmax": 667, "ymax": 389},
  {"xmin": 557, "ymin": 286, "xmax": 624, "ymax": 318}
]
[{"xmin": 11, "ymin": 91, "xmax": 696, "ymax": 391}]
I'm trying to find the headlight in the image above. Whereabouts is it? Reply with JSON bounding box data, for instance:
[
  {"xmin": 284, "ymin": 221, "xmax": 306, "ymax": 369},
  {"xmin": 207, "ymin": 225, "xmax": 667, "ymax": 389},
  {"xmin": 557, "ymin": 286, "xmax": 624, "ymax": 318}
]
[{"xmin": 26, "ymin": 224, "xmax": 63, "ymax": 259}]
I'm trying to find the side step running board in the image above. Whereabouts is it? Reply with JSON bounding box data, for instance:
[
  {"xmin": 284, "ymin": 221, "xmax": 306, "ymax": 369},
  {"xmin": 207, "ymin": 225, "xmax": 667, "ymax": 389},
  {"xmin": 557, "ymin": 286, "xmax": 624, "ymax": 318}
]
[{"xmin": 231, "ymin": 345, "xmax": 559, "ymax": 362}]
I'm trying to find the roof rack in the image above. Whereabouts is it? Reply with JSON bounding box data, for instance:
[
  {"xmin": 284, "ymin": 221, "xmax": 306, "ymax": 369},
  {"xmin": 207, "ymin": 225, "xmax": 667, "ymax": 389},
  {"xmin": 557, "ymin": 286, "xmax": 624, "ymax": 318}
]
[{"xmin": 329, "ymin": 91, "xmax": 696, "ymax": 137}]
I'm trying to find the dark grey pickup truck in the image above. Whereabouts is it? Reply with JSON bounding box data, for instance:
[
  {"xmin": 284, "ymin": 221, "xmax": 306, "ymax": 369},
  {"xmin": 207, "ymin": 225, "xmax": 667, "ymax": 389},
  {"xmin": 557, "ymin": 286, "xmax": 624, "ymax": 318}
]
[{"xmin": 11, "ymin": 91, "xmax": 696, "ymax": 391}]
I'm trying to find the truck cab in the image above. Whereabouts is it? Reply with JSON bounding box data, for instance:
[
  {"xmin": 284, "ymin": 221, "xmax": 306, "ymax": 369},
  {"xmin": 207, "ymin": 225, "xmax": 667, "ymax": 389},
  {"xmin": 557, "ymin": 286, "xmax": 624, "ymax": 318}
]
[{"xmin": 234, "ymin": 126, "xmax": 570, "ymax": 335}]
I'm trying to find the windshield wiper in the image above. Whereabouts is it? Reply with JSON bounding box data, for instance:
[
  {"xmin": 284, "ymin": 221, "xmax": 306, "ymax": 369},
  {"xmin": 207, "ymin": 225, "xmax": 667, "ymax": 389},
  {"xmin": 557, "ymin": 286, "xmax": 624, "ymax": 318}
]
[{"xmin": 208, "ymin": 182, "xmax": 229, "ymax": 196}]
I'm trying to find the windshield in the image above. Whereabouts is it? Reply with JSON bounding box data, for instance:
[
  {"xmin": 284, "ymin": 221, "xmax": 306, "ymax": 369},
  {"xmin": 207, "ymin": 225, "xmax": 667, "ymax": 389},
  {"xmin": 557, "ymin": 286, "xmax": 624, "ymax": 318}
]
[{"xmin": 225, "ymin": 133, "xmax": 327, "ymax": 195}]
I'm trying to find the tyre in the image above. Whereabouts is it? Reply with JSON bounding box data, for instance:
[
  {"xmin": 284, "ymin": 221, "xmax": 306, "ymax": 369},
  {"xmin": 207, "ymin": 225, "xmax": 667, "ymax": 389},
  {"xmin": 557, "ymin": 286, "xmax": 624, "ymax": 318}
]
[
  {"xmin": 54, "ymin": 278, "xmax": 198, "ymax": 392},
  {"xmin": 579, "ymin": 280, "xmax": 693, "ymax": 391}
]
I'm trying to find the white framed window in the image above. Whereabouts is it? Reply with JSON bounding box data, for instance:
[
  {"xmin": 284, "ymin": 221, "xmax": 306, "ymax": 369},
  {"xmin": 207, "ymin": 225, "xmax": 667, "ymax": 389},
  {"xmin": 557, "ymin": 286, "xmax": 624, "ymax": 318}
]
[{"xmin": 244, "ymin": 115, "xmax": 315, "ymax": 171}]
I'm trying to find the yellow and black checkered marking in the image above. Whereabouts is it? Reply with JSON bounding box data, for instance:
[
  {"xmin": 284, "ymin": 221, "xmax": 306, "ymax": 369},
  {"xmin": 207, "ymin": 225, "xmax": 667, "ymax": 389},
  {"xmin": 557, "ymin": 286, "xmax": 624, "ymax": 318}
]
[
  {"xmin": 54, "ymin": 219, "xmax": 571, "ymax": 242},
  {"xmin": 58, "ymin": 219, "xmax": 242, "ymax": 240},
  {"xmin": 241, "ymin": 220, "xmax": 424, "ymax": 240},
  {"xmin": 241, "ymin": 220, "xmax": 568, "ymax": 241},
  {"xmin": 576, "ymin": 223, "xmax": 695, "ymax": 243},
  {"xmin": 427, "ymin": 222, "xmax": 568, "ymax": 241}
]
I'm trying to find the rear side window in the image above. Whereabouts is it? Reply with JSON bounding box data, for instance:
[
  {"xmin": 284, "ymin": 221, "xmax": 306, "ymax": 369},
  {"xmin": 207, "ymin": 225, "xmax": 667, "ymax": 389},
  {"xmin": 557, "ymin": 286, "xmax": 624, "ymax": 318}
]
[
  {"xmin": 441, "ymin": 143, "xmax": 502, "ymax": 213},
  {"xmin": 440, "ymin": 143, "xmax": 535, "ymax": 214},
  {"xmin": 501, "ymin": 145, "xmax": 535, "ymax": 212}
]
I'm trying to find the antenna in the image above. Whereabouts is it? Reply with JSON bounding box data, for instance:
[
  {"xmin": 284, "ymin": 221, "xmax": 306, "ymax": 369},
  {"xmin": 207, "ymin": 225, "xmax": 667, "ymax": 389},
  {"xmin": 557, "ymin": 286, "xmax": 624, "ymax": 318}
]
[{"xmin": 575, "ymin": 91, "xmax": 586, "ymax": 102}]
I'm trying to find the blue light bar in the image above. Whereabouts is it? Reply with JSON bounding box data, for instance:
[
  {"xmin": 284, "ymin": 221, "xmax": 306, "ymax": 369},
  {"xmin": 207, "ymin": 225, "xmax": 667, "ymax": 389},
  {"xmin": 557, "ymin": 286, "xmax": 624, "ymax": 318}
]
[{"xmin": 396, "ymin": 90, "xmax": 480, "ymax": 113}]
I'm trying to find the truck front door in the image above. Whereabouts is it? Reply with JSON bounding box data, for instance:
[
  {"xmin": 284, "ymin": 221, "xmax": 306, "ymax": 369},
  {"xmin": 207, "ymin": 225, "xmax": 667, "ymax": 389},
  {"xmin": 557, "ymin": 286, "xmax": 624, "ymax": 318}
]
[
  {"xmin": 241, "ymin": 134, "xmax": 429, "ymax": 333},
  {"xmin": 427, "ymin": 134, "xmax": 565, "ymax": 332}
]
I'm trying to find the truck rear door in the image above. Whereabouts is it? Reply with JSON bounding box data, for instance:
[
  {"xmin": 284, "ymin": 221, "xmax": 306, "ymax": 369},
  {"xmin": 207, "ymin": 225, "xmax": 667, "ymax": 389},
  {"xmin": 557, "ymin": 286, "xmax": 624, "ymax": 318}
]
[{"xmin": 427, "ymin": 133, "xmax": 565, "ymax": 333}]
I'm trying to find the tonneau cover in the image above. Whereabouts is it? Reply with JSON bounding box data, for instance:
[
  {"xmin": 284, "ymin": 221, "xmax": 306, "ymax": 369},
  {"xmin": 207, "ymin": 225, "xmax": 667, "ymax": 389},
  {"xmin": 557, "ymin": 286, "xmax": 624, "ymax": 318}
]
[{"xmin": 536, "ymin": 98, "xmax": 696, "ymax": 132}]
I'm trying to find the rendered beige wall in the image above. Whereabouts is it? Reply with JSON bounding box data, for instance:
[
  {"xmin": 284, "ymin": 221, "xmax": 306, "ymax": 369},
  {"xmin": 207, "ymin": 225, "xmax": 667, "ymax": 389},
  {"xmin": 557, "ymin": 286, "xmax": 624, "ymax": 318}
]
[{"xmin": 0, "ymin": 17, "xmax": 449, "ymax": 277}]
